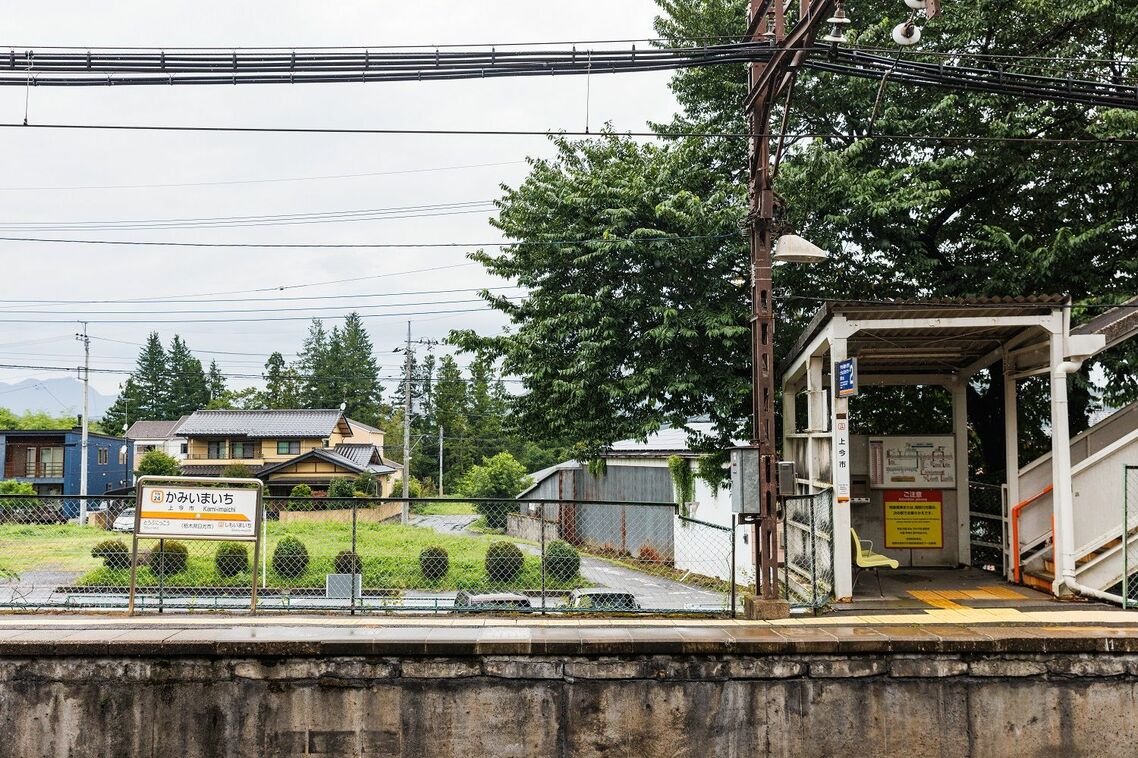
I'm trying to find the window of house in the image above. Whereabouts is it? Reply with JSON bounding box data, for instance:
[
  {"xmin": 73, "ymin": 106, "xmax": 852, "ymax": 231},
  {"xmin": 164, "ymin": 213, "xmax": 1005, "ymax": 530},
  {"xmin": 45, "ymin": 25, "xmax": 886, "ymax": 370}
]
[
  {"xmin": 277, "ymin": 441, "xmax": 300, "ymax": 455},
  {"xmin": 180, "ymin": 443, "xmax": 188, "ymax": 455},
  {"xmin": 118, "ymin": 447, "xmax": 127, "ymax": 465},
  {"xmin": 97, "ymin": 448, "xmax": 109, "ymax": 465},
  {"xmin": 231, "ymin": 441, "xmax": 257, "ymax": 459},
  {"xmin": 207, "ymin": 440, "xmax": 226, "ymax": 459}
]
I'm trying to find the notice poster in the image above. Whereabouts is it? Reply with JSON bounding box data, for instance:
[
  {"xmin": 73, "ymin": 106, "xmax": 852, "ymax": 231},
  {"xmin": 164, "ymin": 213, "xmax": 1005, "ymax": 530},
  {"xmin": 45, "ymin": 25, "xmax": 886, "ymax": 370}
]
[
  {"xmin": 884, "ymin": 490, "xmax": 943, "ymax": 549},
  {"xmin": 137, "ymin": 485, "xmax": 259, "ymax": 540}
]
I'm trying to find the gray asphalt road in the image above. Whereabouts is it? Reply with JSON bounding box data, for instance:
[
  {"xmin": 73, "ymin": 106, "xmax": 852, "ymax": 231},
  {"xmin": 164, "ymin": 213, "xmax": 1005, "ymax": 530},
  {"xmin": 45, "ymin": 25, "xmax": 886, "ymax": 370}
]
[{"xmin": 410, "ymin": 514, "xmax": 727, "ymax": 612}]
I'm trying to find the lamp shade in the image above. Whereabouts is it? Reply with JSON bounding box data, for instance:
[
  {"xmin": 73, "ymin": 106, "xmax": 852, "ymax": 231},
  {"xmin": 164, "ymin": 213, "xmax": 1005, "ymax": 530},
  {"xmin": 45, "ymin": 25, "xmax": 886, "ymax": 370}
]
[{"xmin": 772, "ymin": 234, "xmax": 829, "ymax": 264}]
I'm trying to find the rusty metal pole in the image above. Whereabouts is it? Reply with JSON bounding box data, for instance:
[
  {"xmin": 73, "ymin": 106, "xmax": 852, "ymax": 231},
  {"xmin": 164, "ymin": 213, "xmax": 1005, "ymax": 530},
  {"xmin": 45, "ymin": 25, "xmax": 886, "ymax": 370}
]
[{"xmin": 743, "ymin": 0, "xmax": 835, "ymax": 606}]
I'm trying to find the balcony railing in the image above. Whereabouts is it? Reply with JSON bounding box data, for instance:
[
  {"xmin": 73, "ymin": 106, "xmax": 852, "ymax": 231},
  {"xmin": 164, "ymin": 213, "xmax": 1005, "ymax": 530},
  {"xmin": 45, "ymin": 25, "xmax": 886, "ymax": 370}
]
[{"xmin": 3, "ymin": 462, "xmax": 63, "ymax": 478}]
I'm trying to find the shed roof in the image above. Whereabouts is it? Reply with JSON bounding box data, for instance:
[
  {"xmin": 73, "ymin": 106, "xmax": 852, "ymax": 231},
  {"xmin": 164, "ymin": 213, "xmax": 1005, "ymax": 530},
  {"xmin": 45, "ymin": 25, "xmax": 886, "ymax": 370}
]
[
  {"xmin": 785, "ymin": 296, "xmax": 1071, "ymax": 380},
  {"xmin": 177, "ymin": 409, "xmax": 350, "ymax": 439},
  {"xmin": 125, "ymin": 417, "xmax": 187, "ymax": 441}
]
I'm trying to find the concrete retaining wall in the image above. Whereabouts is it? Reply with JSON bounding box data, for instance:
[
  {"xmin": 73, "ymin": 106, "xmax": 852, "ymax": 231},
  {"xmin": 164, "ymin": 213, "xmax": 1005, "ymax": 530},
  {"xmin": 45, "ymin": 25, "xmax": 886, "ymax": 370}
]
[
  {"xmin": 4, "ymin": 651, "xmax": 1138, "ymax": 756},
  {"xmin": 506, "ymin": 512, "xmax": 559, "ymax": 543},
  {"xmin": 278, "ymin": 502, "xmax": 402, "ymax": 524}
]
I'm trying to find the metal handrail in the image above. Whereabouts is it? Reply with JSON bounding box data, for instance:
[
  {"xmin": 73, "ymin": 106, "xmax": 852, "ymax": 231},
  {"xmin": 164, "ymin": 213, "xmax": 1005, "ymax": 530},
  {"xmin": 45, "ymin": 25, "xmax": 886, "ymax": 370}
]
[{"xmin": 1010, "ymin": 484, "xmax": 1054, "ymax": 583}]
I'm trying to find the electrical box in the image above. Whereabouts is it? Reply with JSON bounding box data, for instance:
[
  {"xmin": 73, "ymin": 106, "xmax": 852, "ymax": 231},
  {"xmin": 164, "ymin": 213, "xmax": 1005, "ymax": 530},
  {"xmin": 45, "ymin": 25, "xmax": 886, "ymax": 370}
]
[
  {"xmin": 777, "ymin": 460, "xmax": 797, "ymax": 497},
  {"xmin": 730, "ymin": 446, "xmax": 760, "ymax": 514}
]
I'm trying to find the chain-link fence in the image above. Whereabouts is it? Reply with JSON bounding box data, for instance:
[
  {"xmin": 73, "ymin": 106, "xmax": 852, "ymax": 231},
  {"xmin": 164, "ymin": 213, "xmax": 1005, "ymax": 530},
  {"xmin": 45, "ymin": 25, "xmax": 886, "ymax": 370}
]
[
  {"xmin": 781, "ymin": 489, "xmax": 834, "ymax": 609},
  {"xmin": 0, "ymin": 494, "xmax": 737, "ymax": 615},
  {"xmin": 1123, "ymin": 466, "xmax": 1138, "ymax": 609},
  {"xmin": 969, "ymin": 481, "xmax": 1006, "ymax": 575}
]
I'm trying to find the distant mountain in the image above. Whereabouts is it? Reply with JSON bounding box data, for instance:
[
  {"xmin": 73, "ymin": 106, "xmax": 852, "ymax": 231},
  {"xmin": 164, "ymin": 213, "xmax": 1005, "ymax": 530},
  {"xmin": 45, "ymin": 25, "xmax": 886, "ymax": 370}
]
[{"xmin": 0, "ymin": 378, "xmax": 115, "ymax": 418}]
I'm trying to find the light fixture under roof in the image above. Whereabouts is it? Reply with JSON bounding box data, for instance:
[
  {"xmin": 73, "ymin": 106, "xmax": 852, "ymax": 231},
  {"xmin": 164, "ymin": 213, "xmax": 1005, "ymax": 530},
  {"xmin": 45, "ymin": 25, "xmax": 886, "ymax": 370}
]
[{"xmin": 773, "ymin": 234, "xmax": 829, "ymax": 264}]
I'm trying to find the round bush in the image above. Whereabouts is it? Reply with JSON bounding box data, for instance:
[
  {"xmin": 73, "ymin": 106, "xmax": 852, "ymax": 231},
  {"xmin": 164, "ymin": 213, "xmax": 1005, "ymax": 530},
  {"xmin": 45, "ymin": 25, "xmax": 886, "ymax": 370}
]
[
  {"xmin": 328, "ymin": 478, "xmax": 356, "ymax": 500},
  {"xmin": 91, "ymin": 539, "xmax": 130, "ymax": 570},
  {"xmin": 272, "ymin": 536, "xmax": 309, "ymax": 579},
  {"xmin": 148, "ymin": 541, "xmax": 188, "ymax": 577},
  {"xmin": 485, "ymin": 541, "xmax": 524, "ymax": 583},
  {"xmin": 214, "ymin": 542, "xmax": 249, "ymax": 578},
  {"xmin": 544, "ymin": 540, "xmax": 580, "ymax": 582},
  {"xmin": 334, "ymin": 550, "xmax": 362, "ymax": 575},
  {"xmin": 287, "ymin": 484, "xmax": 314, "ymax": 511},
  {"xmin": 419, "ymin": 545, "xmax": 449, "ymax": 581}
]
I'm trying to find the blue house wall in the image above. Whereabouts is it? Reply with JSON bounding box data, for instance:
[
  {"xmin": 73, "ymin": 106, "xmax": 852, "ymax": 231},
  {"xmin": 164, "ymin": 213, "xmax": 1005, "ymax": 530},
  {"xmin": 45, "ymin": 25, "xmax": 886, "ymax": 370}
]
[{"xmin": 0, "ymin": 429, "xmax": 134, "ymax": 507}]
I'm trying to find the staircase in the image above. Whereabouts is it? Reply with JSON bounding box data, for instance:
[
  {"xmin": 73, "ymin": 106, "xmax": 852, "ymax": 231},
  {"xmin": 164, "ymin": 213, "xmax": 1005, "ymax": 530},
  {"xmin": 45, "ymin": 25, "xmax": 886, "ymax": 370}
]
[{"xmin": 1012, "ymin": 402, "xmax": 1138, "ymax": 600}]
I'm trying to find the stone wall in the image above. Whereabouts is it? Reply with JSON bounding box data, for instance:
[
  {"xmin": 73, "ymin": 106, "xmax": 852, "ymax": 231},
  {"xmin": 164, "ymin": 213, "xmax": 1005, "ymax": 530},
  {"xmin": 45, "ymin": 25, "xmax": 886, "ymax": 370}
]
[{"xmin": 3, "ymin": 651, "xmax": 1138, "ymax": 756}]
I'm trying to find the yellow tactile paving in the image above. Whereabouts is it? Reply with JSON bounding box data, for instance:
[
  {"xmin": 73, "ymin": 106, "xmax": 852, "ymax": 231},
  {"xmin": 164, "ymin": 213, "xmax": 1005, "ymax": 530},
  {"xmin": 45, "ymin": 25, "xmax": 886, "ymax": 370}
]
[{"xmin": 979, "ymin": 585, "xmax": 1031, "ymax": 600}]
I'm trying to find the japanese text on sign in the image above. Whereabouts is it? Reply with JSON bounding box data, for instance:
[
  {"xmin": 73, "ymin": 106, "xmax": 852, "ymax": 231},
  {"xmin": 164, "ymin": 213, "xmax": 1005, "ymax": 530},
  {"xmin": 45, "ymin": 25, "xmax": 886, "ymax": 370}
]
[
  {"xmin": 137, "ymin": 486, "xmax": 259, "ymax": 540},
  {"xmin": 884, "ymin": 489, "xmax": 943, "ymax": 549}
]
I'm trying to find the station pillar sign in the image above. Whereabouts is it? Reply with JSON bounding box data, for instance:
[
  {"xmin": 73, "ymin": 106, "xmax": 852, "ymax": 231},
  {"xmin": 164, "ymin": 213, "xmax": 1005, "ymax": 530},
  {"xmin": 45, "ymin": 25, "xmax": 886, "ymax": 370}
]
[{"xmin": 836, "ymin": 357, "xmax": 858, "ymax": 398}]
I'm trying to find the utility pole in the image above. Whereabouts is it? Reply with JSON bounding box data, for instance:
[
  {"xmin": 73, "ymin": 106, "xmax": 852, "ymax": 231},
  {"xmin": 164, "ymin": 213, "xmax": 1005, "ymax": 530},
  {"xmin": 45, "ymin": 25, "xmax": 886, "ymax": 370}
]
[
  {"xmin": 742, "ymin": 0, "xmax": 835, "ymax": 613},
  {"xmin": 76, "ymin": 322, "xmax": 90, "ymax": 525},
  {"xmin": 438, "ymin": 425, "xmax": 444, "ymax": 497},
  {"xmin": 402, "ymin": 321, "xmax": 412, "ymax": 524}
]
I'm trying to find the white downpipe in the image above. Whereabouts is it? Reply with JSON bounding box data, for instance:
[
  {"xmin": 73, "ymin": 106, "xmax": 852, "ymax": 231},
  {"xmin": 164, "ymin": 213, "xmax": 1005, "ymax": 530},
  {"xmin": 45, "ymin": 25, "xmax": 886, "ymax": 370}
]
[{"xmin": 1050, "ymin": 355, "xmax": 1123, "ymax": 603}]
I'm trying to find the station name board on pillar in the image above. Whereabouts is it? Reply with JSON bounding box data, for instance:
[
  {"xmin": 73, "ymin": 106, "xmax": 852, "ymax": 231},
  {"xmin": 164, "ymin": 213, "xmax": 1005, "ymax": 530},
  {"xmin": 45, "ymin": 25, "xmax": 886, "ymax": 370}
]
[
  {"xmin": 833, "ymin": 414, "xmax": 851, "ymax": 504},
  {"xmin": 836, "ymin": 358, "xmax": 858, "ymax": 398}
]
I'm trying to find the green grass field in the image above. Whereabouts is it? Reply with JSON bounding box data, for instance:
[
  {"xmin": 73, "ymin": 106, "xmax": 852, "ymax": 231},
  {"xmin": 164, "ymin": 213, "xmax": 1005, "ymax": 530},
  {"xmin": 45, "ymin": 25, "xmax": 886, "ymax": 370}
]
[
  {"xmin": 410, "ymin": 500, "xmax": 478, "ymax": 516},
  {"xmin": 69, "ymin": 518, "xmax": 585, "ymax": 592},
  {"xmin": 0, "ymin": 524, "xmax": 116, "ymax": 575}
]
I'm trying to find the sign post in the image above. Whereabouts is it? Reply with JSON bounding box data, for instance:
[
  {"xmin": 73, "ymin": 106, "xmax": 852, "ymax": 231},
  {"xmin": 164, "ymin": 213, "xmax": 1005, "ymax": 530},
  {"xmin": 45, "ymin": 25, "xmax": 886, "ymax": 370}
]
[{"xmin": 128, "ymin": 475, "xmax": 263, "ymax": 616}]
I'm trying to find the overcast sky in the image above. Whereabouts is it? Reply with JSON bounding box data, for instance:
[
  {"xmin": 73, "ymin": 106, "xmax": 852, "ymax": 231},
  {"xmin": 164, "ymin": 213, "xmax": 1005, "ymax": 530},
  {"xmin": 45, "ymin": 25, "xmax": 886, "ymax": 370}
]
[{"xmin": 0, "ymin": 1, "xmax": 679, "ymax": 400}]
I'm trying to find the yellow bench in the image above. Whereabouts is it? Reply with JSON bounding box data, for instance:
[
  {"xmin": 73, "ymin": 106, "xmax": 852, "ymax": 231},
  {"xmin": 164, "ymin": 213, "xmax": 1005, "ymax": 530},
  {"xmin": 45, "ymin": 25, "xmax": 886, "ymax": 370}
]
[{"xmin": 851, "ymin": 528, "xmax": 899, "ymax": 596}]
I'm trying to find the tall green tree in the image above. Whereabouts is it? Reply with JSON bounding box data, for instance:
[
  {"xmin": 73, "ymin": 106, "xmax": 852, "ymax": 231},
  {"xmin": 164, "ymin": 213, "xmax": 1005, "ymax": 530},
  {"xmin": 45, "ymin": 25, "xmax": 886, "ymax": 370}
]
[
  {"xmin": 455, "ymin": 0, "xmax": 1138, "ymax": 477},
  {"xmin": 296, "ymin": 319, "xmax": 332, "ymax": 408},
  {"xmin": 330, "ymin": 313, "xmax": 384, "ymax": 423},
  {"xmin": 166, "ymin": 335, "xmax": 210, "ymax": 417},
  {"xmin": 205, "ymin": 360, "xmax": 227, "ymax": 403},
  {"xmin": 261, "ymin": 352, "xmax": 301, "ymax": 409}
]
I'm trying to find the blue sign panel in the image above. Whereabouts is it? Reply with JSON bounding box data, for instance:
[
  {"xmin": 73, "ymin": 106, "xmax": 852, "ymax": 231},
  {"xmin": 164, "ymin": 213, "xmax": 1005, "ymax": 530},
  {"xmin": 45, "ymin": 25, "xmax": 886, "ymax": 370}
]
[{"xmin": 836, "ymin": 357, "xmax": 858, "ymax": 398}]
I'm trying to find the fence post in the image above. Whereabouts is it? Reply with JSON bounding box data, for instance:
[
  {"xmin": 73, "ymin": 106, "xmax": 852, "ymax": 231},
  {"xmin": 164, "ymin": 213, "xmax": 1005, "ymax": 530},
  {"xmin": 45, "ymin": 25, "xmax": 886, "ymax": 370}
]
[
  {"xmin": 730, "ymin": 515, "xmax": 737, "ymax": 618},
  {"xmin": 809, "ymin": 492, "xmax": 818, "ymax": 610},
  {"xmin": 1125, "ymin": 467, "xmax": 1130, "ymax": 610},
  {"xmin": 782, "ymin": 500, "xmax": 789, "ymax": 603},
  {"xmin": 157, "ymin": 538, "xmax": 165, "ymax": 614},
  {"xmin": 350, "ymin": 499, "xmax": 358, "ymax": 616},
  {"xmin": 540, "ymin": 501, "xmax": 547, "ymax": 616}
]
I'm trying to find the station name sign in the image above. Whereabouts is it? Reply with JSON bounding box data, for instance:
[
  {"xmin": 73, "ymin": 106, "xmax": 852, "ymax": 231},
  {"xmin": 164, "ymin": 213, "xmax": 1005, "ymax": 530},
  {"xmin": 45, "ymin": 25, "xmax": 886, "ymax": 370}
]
[{"xmin": 138, "ymin": 485, "xmax": 259, "ymax": 540}]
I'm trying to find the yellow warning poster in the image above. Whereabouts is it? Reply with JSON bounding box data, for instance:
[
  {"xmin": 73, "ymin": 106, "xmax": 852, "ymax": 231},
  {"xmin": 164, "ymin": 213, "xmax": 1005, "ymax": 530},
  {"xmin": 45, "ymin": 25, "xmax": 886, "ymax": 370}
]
[{"xmin": 884, "ymin": 490, "xmax": 943, "ymax": 549}]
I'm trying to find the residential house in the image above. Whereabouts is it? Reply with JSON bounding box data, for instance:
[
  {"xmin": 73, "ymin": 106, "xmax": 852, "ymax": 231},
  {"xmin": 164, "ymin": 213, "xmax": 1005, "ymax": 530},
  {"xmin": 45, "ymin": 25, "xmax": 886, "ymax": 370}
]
[
  {"xmin": 125, "ymin": 417, "xmax": 189, "ymax": 469},
  {"xmin": 0, "ymin": 428, "xmax": 135, "ymax": 504},
  {"xmin": 175, "ymin": 409, "xmax": 400, "ymax": 497},
  {"xmin": 517, "ymin": 423, "xmax": 752, "ymax": 584}
]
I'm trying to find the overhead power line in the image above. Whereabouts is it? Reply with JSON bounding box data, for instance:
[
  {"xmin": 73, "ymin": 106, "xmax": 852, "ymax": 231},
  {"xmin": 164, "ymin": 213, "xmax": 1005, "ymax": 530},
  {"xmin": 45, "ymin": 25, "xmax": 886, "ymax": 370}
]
[
  {"xmin": 0, "ymin": 42, "xmax": 778, "ymax": 86},
  {"xmin": 0, "ymin": 230, "xmax": 746, "ymax": 249},
  {"xmin": 0, "ymin": 284, "xmax": 522, "ymax": 306},
  {"xmin": 0, "ymin": 159, "xmax": 525, "ymax": 192},
  {"xmin": 0, "ymin": 42, "xmax": 1128, "ymax": 111},
  {"xmin": 0, "ymin": 200, "xmax": 496, "ymax": 232}
]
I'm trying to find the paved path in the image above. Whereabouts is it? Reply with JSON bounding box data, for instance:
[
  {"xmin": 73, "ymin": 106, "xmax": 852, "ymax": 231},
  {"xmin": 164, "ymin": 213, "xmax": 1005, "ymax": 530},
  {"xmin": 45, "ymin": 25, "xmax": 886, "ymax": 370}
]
[{"xmin": 410, "ymin": 514, "xmax": 727, "ymax": 611}]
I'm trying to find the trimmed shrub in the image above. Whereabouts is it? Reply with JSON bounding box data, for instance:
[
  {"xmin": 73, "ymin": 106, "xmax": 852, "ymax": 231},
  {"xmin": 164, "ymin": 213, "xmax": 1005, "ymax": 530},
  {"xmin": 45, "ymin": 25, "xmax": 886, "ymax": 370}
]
[
  {"xmin": 272, "ymin": 536, "xmax": 309, "ymax": 579},
  {"xmin": 333, "ymin": 550, "xmax": 362, "ymax": 575},
  {"xmin": 287, "ymin": 484, "xmax": 314, "ymax": 511},
  {"xmin": 485, "ymin": 541, "xmax": 524, "ymax": 582},
  {"xmin": 214, "ymin": 542, "xmax": 249, "ymax": 578},
  {"xmin": 91, "ymin": 539, "xmax": 130, "ymax": 570},
  {"xmin": 544, "ymin": 540, "xmax": 580, "ymax": 582},
  {"xmin": 328, "ymin": 478, "xmax": 356, "ymax": 500},
  {"xmin": 420, "ymin": 545, "xmax": 449, "ymax": 581},
  {"xmin": 148, "ymin": 541, "xmax": 188, "ymax": 577}
]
